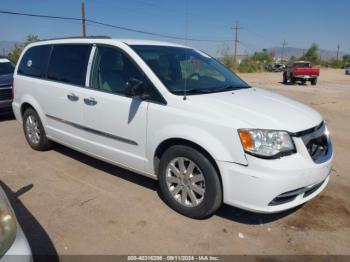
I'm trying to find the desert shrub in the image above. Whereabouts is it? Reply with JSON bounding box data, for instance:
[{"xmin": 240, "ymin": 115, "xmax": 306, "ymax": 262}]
[{"xmin": 237, "ymin": 59, "xmax": 262, "ymax": 73}]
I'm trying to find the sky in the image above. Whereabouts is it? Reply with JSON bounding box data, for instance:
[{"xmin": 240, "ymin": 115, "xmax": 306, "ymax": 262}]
[{"xmin": 0, "ymin": 0, "xmax": 349, "ymax": 56}]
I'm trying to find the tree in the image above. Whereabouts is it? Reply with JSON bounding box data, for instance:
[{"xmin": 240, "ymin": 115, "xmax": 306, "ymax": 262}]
[
  {"xmin": 289, "ymin": 55, "xmax": 297, "ymax": 62},
  {"xmin": 7, "ymin": 35, "xmax": 40, "ymax": 63},
  {"xmin": 299, "ymin": 43, "xmax": 319, "ymax": 64},
  {"xmin": 252, "ymin": 48, "xmax": 273, "ymax": 64},
  {"xmin": 237, "ymin": 58, "xmax": 261, "ymax": 73},
  {"xmin": 343, "ymin": 54, "xmax": 350, "ymax": 65},
  {"xmin": 218, "ymin": 42, "xmax": 235, "ymax": 71},
  {"xmin": 328, "ymin": 58, "xmax": 342, "ymax": 68}
]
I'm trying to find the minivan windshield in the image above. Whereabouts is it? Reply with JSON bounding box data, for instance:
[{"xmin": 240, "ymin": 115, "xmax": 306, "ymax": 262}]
[{"xmin": 131, "ymin": 45, "xmax": 250, "ymax": 95}]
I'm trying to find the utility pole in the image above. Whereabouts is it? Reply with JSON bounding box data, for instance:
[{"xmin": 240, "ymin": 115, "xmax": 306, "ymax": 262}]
[
  {"xmin": 81, "ymin": 0, "xmax": 86, "ymax": 37},
  {"xmin": 281, "ymin": 39, "xmax": 287, "ymax": 62},
  {"xmin": 336, "ymin": 43, "xmax": 340, "ymax": 61},
  {"xmin": 231, "ymin": 21, "xmax": 242, "ymax": 66}
]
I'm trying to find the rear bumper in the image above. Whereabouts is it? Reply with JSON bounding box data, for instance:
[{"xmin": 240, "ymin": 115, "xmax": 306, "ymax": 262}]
[
  {"xmin": 218, "ymin": 135, "xmax": 333, "ymax": 213},
  {"xmin": 293, "ymin": 75, "xmax": 318, "ymax": 80}
]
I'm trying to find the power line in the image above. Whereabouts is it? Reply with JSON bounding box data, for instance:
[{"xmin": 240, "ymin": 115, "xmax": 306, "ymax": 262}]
[
  {"xmin": 237, "ymin": 40, "xmax": 254, "ymax": 53},
  {"xmin": 0, "ymin": 9, "xmax": 232, "ymax": 42},
  {"xmin": 95, "ymin": 0, "xmax": 234, "ymax": 26}
]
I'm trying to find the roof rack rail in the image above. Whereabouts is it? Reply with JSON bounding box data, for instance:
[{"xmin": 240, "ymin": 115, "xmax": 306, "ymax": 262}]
[{"xmin": 39, "ymin": 36, "xmax": 112, "ymax": 41}]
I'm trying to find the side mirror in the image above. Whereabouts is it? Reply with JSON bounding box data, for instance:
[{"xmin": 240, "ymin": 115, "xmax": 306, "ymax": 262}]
[{"xmin": 125, "ymin": 78, "xmax": 149, "ymax": 100}]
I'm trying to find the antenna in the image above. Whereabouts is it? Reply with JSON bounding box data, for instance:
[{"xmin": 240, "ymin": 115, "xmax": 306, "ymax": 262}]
[{"xmin": 183, "ymin": 0, "xmax": 189, "ymax": 101}]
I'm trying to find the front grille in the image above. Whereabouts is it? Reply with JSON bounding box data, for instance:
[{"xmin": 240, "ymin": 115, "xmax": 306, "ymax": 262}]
[
  {"xmin": 0, "ymin": 88, "xmax": 12, "ymax": 101},
  {"xmin": 269, "ymin": 179, "xmax": 326, "ymax": 206},
  {"xmin": 305, "ymin": 135, "xmax": 329, "ymax": 162},
  {"xmin": 296, "ymin": 122, "xmax": 332, "ymax": 164}
]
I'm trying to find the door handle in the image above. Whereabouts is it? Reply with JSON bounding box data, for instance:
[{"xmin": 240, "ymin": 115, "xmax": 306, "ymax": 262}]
[
  {"xmin": 67, "ymin": 93, "xmax": 79, "ymax": 101},
  {"xmin": 84, "ymin": 97, "xmax": 98, "ymax": 106}
]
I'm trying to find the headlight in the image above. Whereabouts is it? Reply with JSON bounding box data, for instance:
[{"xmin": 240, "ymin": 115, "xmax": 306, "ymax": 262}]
[
  {"xmin": 0, "ymin": 195, "xmax": 17, "ymax": 256},
  {"xmin": 238, "ymin": 129, "xmax": 295, "ymax": 158}
]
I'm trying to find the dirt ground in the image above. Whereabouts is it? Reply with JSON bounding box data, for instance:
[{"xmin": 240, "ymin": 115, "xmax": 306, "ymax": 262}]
[{"xmin": 0, "ymin": 69, "xmax": 349, "ymax": 257}]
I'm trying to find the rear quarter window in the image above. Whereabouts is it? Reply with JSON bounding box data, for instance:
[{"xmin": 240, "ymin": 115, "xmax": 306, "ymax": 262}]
[
  {"xmin": 18, "ymin": 45, "xmax": 51, "ymax": 78},
  {"xmin": 47, "ymin": 44, "xmax": 92, "ymax": 86}
]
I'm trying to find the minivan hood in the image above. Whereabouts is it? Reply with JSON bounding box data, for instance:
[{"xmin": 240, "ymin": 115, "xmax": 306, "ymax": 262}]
[{"xmin": 187, "ymin": 87, "xmax": 322, "ymax": 133}]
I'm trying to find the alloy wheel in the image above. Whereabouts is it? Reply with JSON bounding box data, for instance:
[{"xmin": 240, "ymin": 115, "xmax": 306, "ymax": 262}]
[{"xmin": 165, "ymin": 157, "xmax": 206, "ymax": 207}]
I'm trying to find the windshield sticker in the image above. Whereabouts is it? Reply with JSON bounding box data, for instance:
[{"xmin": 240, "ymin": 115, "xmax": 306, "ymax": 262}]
[{"xmin": 27, "ymin": 59, "xmax": 33, "ymax": 67}]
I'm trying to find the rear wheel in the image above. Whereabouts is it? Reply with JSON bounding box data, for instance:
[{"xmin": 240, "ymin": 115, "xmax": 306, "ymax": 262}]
[
  {"xmin": 23, "ymin": 108, "xmax": 52, "ymax": 151},
  {"xmin": 290, "ymin": 76, "xmax": 295, "ymax": 85},
  {"xmin": 311, "ymin": 78, "xmax": 317, "ymax": 85},
  {"xmin": 158, "ymin": 145, "xmax": 222, "ymax": 219}
]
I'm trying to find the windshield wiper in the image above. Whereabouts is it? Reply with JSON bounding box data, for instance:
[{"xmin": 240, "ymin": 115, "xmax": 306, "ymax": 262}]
[
  {"xmin": 172, "ymin": 88, "xmax": 213, "ymax": 95},
  {"xmin": 210, "ymin": 85, "xmax": 250, "ymax": 93},
  {"xmin": 172, "ymin": 85, "xmax": 250, "ymax": 95}
]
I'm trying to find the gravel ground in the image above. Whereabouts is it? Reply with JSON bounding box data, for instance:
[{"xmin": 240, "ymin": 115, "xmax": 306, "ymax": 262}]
[{"xmin": 0, "ymin": 69, "xmax": 349, "ymax": 258}]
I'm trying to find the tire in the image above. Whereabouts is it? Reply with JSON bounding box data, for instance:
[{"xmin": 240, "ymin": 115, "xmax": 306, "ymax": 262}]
[
  {"xmin": 158, "ymin": 145, "xmax": 222, "ymax": 219},
  {"xmin": 23, "ymin": 108, "xmax": 52, "ymax": 151},
  {"xmin": 290, "ymin": 76, "xmax": 295, "ymax": 85},
  {"xmin": 311, "ymin": 78, "xmax": 317, "ymax": 86},
  {"xmin": 282, "ymin": 73, "xmax": 287, "ymax": 84}
]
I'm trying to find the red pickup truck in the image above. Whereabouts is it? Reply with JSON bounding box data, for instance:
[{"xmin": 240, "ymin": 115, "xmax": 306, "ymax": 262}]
[{"xmin": 283, "ymin": 61, "xmax": 320, "ymax": 85}]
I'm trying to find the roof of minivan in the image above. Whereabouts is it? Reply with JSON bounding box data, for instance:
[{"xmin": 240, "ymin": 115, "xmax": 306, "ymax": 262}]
[{"xmin": 31, "ymin": 37, "xmax": 190, "ymax": 48}]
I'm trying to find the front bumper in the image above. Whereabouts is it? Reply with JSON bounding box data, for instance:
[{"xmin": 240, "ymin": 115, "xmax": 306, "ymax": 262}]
[
  {"xmin": 0, "ymin": 99, "xmax": 13, "ymax": 112},
  {"xmin": 218, "ymin": 129, "xmax": 333, "ymax": 213}
]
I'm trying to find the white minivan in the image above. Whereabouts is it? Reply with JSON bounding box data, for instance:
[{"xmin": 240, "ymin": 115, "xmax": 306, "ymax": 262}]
[{"xmin": 13, "ymin": 37, "xmax": 333, "ymax": 218}]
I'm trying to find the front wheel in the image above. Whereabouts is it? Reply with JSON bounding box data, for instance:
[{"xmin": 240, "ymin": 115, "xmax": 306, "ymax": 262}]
[
  {"xmin": 158, "ymin": 145, "xmax": 222, "ymax": 219},
  {"xmin": 282, "ymin": 73, "xmax": 287, "ymax": 84},
  {"xmin": 23, "ymin": 108, "xmax": 52, "ymax": 151}
]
